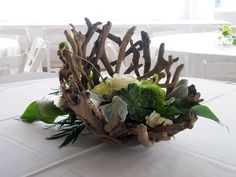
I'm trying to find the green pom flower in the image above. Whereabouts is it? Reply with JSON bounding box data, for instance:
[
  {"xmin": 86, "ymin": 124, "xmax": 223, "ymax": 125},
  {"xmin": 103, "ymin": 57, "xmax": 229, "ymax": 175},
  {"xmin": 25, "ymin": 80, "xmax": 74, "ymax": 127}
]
[{"xmin": 91, "ymin": 82, "xmax": 112, "ymax": 97}]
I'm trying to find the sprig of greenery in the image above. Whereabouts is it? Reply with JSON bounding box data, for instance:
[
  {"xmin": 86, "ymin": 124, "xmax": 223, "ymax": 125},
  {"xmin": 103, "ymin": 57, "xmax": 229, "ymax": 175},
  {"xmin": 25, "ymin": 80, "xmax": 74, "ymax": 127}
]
[
  {"xmin": 46, "ymin": 118, "xmax": 85, "ymax": 148},
  {"xmin": 219, "ymin": 25, "xmax": 236, "ymax": 45},
  {"xmin": 21, "ymin": 96, "xmax": 88, "ymax": 148}
]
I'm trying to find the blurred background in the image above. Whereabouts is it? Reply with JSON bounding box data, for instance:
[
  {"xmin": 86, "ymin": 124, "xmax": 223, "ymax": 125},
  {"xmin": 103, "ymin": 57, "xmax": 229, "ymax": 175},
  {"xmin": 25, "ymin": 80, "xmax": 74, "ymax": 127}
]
[{"xmin": 0, "ymin": 0, "xmax": 235, "ymax": 80}]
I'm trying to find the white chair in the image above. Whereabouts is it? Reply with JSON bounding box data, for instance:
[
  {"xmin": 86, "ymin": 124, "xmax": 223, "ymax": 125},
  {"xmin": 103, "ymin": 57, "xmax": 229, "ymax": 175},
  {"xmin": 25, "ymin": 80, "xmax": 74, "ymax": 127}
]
[
  {"xmin": 0, "ymin": 54, "xmax": 27, "ymax": 76},
  {"xmin": 0, "ymin": 27, "xmax": 30, "ymax": 53},
  {"xmin": 0, "ymin": 37, "xmax": 49, "ymax": 76},
  {"xmin": 23, "ymin": 36, "xmax": 49, "ymax": 72},
  {"xmin": 42, "ymin": 27, "xmax": 68, "ymax": 72},
  {"xmin": 202, "ymin": 60, "xmax": 236, "ymax": 82}
]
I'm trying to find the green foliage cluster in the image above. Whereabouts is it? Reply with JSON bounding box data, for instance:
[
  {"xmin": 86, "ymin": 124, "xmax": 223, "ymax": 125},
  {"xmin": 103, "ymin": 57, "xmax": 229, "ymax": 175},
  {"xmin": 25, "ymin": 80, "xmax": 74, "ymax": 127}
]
[{"xmin": 219, "ymin": 25, "xmax": 236, "ymax": 45}]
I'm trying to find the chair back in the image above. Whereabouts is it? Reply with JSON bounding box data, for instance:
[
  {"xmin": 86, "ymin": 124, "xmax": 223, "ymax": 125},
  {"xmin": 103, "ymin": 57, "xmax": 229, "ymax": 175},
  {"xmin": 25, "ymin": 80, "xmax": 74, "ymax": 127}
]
[
  {"xmin": 24, "ymin": 37, "xmax": 49, "ymax": 72},
  {"xmin": 0, "ymin": 55, "xmax": 26, "ymax": 76},
  {"xmin": 42, "ymin": 27, "xmax": 68, "ymax": 72},
  {"xmin": 0, "ymin": 27, "xmax": 30, "ymax": 53}
]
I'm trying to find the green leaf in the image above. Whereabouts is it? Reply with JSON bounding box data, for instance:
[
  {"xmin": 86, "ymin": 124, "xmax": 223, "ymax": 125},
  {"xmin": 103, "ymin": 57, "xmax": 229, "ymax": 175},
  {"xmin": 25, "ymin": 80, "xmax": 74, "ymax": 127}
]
[
  {"xmin": 232, "ymin": 39, "xmax": 236, "ymax": 45},
  {"xmin": 55, "ymin": 124, "xmax": 85, "ymax": 148},
  {"xmin": 191, "ymin": 105, "xmax": 221, "ymax": 124},
  {"xmin": 58, "ymin": 42, "xmax": 68, "ymax": 52},
  {"xmin": 21, "ymin": 99, "xmax": 66, "ymax": 124},
  {"xmin": 222, "ymin": 30, "xmax": 231, "ymax": 36},
  {"xmin": 163, "ymin": 106, "xmax": 182, "ymax": 119},
  {"xmin": 221, "ymin": 25, "xmax": 232, "ymax": 36},
  {"xmin": 172, "ymin": 98, "xmax": 197, "ymax": 113},
  {"xmin": 48, "ymin": 90, "xmax": 61, "ymax": 95},
  {"xmin": 46, "ymin": 118, "xmax": 85, "ymax": 148}
]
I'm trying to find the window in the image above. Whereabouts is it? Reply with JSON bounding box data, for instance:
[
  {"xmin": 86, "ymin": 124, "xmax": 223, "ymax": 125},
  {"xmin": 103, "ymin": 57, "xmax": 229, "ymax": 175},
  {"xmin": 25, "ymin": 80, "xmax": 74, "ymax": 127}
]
[
  {"xmin": 215, "ymin": 0, "xmax": 221, "ymax": 7},
  {"xmin": 215, "ymin": 0, "xmax": 236, "ymax": 10}
]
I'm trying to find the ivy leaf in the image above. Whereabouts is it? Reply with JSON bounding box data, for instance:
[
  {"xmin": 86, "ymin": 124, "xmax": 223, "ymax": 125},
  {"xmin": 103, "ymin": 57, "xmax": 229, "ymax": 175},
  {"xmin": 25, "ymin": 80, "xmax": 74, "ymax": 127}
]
[
  {"xmin": 191, "ymin": 105, "xmax": 221, "ymax": 124},
  {"xmin": 21, "ymin": 98, "xmax": 66, "ymax": 124},
  {"xmin": 172, "ymin": 98, "xmax": 197, "ymax": 113}
]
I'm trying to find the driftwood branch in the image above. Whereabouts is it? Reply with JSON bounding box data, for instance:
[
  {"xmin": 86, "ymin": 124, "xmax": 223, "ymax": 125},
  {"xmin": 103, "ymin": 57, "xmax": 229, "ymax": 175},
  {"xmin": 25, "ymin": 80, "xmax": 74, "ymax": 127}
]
[
  {"xmin": 96, "ymin": 28, "xmax": 122, "ymax": 46},
  {"xmin": 138, "ymin": 43, "xmax": 168, "ymax": 80},
  {"xmin": 141, "ymin": 31, "xmax": 151, "ymax": 74},
  {"xmin": 115, "ymin": 26, "xmax": 136, "ymax": 73}
]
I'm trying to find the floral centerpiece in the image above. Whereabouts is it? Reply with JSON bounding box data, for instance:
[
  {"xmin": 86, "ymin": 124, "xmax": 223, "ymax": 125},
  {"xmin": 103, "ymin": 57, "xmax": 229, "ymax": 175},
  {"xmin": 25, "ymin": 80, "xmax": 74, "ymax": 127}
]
[
  {"xmin": 21, "ymin": 18, "xmax": 222, "ymax": 148},
  {"xmin": 218, "ymin": 25, "xmax": 236, "ymax": 45}
]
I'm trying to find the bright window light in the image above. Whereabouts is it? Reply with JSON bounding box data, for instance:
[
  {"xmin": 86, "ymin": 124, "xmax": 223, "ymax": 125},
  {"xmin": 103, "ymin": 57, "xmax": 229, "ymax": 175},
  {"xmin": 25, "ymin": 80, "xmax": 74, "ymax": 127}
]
[
  {"xmin": 215, "ymin": 0, "xmax": 236, "ymax": 10},
  {"xmin": 0, "ymin": 0, "xmax": 189, "ymax": 24},
  {"xmin": 0, "ymin": 0, "xmax": 217, "ymax": 24}
]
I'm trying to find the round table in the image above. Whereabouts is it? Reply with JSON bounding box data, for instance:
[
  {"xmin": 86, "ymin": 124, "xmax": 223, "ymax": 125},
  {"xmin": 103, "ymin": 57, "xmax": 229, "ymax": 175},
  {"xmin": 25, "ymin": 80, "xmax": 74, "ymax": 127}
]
[
  {"xmin": 0, "ymin": 76, "xmax": 236, "ymax": 177},
  {"xmin": 150, "ymin": 32, "xmax": 236, "ymax": 81}
]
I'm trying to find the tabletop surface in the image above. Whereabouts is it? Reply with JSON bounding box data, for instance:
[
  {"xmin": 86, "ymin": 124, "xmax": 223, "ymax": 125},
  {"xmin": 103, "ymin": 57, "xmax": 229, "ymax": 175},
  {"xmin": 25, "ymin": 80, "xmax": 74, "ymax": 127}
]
[
  {"xmin": 1, "ymin": 77, "xmax": 236, "ymax": 177},
  {"xmin": 151, "ymin": 32, "xmax": 236, "ymax": 57}
]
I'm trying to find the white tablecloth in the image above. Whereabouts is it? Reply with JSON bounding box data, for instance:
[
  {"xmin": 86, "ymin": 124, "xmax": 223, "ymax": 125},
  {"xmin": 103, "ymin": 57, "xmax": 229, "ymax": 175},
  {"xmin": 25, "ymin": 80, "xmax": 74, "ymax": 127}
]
[
  {"xmin": 150, "ymin": 32, "xmax": 236, "ymax": 80},
  {"xmin": 1, "ymin": 77, "xmax": 236, "ymax": 177}
]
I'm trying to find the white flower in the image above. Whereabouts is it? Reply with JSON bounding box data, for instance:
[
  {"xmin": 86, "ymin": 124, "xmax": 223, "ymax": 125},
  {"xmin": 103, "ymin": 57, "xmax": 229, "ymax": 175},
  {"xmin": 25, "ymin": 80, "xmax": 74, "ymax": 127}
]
[
  {"xmin": 54, "ymin": 96, "xmax": 66, "ymax": 109},
  {"xmin": 231, "ymin": 26, "xmax": 236, "ymax": 34},
  {"xmin": 145, "ymin": 111, "xmax": 173, "ymax": 128},
  {"xmin": 106, "ymin": 74, "xmax": 139, "ymax": 91}
]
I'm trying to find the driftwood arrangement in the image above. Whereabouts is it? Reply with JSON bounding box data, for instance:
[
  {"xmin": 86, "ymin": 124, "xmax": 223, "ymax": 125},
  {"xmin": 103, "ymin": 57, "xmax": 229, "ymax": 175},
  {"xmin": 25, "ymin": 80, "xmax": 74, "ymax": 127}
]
[{"xmin": 57, "ymin": 18, "xmax": 199, "ymax": 147}]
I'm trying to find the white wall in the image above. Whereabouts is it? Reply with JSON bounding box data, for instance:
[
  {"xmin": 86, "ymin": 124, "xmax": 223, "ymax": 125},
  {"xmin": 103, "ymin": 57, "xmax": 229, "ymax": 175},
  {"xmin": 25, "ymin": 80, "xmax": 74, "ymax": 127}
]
[
  {"xmin": 214, "ymin": 0, "xmax": 236, "ymax": 24},
  {"xmin": 0, "ymin": 0, "xmax": 212, "ymax": 24},
  {"xmin": 189, "ymin": 0, "xmax": 215, "ymax": 20},
  {"xmin": 215, "ymin": 11, "xmax": 236, "ymax": 24}
]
